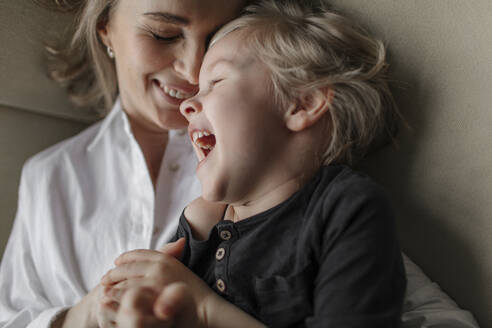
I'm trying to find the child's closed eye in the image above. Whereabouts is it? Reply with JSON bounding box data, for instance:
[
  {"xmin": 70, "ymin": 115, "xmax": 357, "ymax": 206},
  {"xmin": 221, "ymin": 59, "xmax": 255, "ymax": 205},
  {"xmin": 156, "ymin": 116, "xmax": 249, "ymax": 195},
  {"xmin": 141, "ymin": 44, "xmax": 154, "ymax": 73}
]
[{"xmin": 211, "ymin": 78, "xmax": 224, "ymax": 86}]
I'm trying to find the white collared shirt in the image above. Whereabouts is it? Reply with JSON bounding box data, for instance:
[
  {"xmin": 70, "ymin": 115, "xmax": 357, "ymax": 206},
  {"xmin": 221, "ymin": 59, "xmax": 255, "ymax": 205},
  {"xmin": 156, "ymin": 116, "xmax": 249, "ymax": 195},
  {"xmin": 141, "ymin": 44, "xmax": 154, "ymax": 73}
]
[{"xmin": 0, "ymin": 100, "xmax": 201, "ymax": 327}]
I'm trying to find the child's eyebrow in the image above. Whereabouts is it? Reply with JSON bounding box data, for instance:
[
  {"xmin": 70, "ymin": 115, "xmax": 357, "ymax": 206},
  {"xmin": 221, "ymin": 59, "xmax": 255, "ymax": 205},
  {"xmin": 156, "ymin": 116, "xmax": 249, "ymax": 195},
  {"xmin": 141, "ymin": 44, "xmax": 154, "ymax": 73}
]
[{"xmin": 206, "ymin": 58, "xmax": 235, "ymax": 74}]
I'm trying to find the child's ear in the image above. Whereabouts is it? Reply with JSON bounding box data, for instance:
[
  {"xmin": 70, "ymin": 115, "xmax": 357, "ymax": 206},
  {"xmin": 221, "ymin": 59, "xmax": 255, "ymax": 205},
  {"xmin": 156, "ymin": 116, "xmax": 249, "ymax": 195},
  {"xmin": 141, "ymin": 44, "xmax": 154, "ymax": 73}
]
[{"xmin": 285, "ymin": 88, "xmax": 334, "ymax": 132}]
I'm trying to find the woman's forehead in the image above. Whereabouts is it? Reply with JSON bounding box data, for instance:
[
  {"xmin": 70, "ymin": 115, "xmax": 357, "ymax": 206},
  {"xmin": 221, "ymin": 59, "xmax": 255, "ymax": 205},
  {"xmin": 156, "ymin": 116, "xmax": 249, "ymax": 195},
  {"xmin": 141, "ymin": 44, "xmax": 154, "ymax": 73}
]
[{"xmin": 115, "ymin": 0, "xmax": 246, "ymax": 27}]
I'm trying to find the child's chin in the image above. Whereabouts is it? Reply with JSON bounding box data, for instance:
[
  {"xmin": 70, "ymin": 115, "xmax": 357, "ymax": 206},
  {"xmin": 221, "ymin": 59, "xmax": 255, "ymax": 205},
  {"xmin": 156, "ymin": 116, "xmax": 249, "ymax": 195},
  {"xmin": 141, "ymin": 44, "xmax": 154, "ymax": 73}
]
[{"xmin": 200, "ymin": 184, "xmax": 226, "ymax": 204}]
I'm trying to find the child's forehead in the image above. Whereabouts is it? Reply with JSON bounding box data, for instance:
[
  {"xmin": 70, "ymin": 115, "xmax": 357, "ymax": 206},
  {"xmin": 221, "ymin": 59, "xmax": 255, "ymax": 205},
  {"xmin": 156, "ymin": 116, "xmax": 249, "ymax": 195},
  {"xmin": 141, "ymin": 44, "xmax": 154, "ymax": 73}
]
[{"xmin": 202, "ymin": 30, "xmax": 255, "ymax": 73}]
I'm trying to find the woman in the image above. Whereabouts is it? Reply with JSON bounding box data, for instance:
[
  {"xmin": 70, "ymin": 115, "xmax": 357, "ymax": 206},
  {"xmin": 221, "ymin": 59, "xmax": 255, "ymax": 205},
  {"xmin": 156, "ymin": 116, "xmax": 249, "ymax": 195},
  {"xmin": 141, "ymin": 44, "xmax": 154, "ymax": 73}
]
[{"xmin": 0, "ymin": 0, "xmax": 258, "ymax": 327}]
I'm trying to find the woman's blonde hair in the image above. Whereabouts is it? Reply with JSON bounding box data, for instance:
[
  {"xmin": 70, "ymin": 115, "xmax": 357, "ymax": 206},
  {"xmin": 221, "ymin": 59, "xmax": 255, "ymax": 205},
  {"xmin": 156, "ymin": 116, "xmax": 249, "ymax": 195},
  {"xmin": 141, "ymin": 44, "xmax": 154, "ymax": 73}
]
[
  {"xmin": 211, "ymin": 0, "xmax": 400, "ymax": 165},
  {"xmin": 37, "ymin": 0, "xmax": 119, "ymax": 115}
]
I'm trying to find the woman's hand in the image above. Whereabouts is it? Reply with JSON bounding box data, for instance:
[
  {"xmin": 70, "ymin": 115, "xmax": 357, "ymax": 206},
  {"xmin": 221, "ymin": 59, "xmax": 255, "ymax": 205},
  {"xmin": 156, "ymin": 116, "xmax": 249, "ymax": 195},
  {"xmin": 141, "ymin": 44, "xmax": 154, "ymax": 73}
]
[
  {"xmin": 100, "ymin": 238, "xmax": 265, "ymax": 328},
  {"xmin": 52, "ymin": 283, "xmax": 108, "ymax": 328},
  {"xmin": 99, "ymin": 239, "xmax": 214, "ymax": 325}
]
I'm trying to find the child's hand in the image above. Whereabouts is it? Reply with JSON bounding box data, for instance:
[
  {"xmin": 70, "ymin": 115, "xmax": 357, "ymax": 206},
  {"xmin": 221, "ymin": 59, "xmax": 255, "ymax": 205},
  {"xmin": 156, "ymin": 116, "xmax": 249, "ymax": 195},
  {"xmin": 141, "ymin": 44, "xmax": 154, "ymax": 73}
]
[
  {"xmin": 184, "ymin": 197, "xmax": 225, "ymax": 240},
  {"xmin": 114, "ymin": 282, "xmax": 202, "ymax": 328},
  {"xmin": 99, "ymin": 239, "xmax": 215, "ymax": 325}
]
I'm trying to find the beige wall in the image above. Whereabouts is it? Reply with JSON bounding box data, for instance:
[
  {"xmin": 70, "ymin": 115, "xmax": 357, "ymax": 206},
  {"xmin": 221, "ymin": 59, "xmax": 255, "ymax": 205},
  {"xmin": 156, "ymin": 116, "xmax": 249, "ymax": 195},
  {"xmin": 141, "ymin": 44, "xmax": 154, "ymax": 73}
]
[
  {"xmin": 0, "ymin": 0, "xmax": 97, "ymax": 122},
  {"xmin": 1, "ymin": 0, "xmax": 93, "ymax": 258},
  {"xmin": 1, "ymin": 0, "xmax": 492, "ymax": 327},
  {"xmin": 330, "ymin": 1, "xmax": 492, "ymax": 326}
]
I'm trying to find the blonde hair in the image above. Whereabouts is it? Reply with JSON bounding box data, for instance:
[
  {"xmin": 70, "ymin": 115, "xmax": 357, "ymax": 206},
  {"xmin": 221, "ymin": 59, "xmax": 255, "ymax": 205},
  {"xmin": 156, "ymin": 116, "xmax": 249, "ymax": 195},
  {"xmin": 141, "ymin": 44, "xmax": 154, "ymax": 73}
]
[
  {"xmin": 211, "ymin": 0, "xmax": 400, "ymax": 165},
  {"xmin": 37, "ymin": 0, "xmax": 119, "ymax": 115}
]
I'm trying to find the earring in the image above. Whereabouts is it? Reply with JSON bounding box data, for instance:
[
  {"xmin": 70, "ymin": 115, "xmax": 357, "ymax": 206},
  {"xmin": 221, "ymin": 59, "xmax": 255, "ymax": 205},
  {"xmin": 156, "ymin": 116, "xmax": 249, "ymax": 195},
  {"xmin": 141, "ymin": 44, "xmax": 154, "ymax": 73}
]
[{"xmin": 106, "ymin": 46, "xmax": 114, "ymax": 59}]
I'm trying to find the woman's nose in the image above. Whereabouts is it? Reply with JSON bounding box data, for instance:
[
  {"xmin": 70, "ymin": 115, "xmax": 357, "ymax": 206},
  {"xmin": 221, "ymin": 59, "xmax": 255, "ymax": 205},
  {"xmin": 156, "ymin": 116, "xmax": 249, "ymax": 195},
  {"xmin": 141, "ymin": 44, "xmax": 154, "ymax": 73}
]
[
  {"xmin": 179, "ymin": 97, "xmax": 202, "ymax": 121},
  {"xmin": 174, "ymin": 42, "xmax": 205, "ymax": 85}
]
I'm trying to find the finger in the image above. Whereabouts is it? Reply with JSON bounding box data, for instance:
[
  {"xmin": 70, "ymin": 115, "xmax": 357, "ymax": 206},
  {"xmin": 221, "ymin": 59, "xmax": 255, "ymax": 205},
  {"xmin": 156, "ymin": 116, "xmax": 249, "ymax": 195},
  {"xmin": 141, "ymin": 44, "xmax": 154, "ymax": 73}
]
[
  {"xmin": 115, "ymin": 249, "xmax": 166, "ymax": 266},
  {"xmin": 104, "ymin": 278, "xmax": 155, "ymax": 303},
  {"xmin": 121, "ymin": 286, "xmax": 157, "ymax": 314},
  {"xmin": 104, "ymin": 283, "xmax": 126, "ymax": 303},
  {"xmin": 98, "ymin": 297, "xmax": 119, "ymax": 327},
  {"xmin": 157, "ymin": 238, "xmax": 186, "ymax": 259},
  {"xmin": 101, "ymin": 262, "xmax": 148, "ymax": 286},
  {"xmin": 116, "ymin": 287, "xmax": 172, "ymax": 328},
  {"xmin": 153, "ymin": 282, "xmax": 195, "ymax": 320}
]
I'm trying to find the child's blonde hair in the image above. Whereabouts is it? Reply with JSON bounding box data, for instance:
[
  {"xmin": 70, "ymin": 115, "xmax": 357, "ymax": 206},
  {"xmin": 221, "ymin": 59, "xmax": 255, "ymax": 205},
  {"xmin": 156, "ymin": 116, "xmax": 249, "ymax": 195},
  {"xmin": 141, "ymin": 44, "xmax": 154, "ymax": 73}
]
[{"xmin": 210, "ymin": 0, "xmax": 400, "ymax": 165}]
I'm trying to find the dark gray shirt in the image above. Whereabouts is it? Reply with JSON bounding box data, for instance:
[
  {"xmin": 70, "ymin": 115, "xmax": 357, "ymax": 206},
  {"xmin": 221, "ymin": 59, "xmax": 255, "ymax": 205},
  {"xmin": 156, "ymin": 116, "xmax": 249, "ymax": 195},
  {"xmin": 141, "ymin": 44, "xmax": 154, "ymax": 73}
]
[{"xmin": 174, "ymin": 165, "xmax": 406, "ymax": 327}]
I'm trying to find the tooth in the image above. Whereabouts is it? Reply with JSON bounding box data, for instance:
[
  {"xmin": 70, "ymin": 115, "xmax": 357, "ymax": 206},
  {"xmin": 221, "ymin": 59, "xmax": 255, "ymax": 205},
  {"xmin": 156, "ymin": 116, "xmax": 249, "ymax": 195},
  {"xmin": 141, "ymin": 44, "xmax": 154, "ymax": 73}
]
[
  {"xmin": 169, "ymin": 89, "xmax": 176, "ymax": 97},
  {"xmin": 164, "ymin": 86, "xmax": 169, "ymax": 93},
  {"xmin": 176, "ymin": 91, "xmax": 184, "ymax": 99},
  {"xmin": 193, "ymin": 133, "xmax": 198, "ymax": 143},
  {"xmin": 203, "ymin": 131, "xmax": 210, "ymax": 136},
  {"xmin": 198, "ymin": 132, "xmax": 204, "ymax": 138}
]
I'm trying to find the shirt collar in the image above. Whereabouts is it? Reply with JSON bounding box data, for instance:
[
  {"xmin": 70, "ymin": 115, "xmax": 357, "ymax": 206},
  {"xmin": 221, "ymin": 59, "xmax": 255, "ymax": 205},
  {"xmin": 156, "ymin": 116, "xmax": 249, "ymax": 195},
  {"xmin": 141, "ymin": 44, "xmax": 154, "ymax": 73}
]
[{"xmin": 86, "ymin": 98, "xmax": 128, "ymax": 152}]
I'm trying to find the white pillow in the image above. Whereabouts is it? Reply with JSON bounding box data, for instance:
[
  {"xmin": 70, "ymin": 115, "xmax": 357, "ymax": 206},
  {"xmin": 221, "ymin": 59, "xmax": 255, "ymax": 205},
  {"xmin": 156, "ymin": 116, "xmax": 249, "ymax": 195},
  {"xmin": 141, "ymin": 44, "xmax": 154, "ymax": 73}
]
[{"xmin": 401, "ymin": 254, "xmax": 479, "ymax": 328}]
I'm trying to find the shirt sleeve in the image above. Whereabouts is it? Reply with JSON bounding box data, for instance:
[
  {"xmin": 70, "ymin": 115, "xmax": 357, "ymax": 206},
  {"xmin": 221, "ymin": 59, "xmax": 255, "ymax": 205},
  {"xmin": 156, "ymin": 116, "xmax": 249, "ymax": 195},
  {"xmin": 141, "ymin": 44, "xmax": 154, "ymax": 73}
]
[
  {"xmin": 305, "ymin": 182, "xmax": 407, "ymax": 328},
  {"xmin": 0, "ymin": 164, "xmax": 69, "ymax": 328}
]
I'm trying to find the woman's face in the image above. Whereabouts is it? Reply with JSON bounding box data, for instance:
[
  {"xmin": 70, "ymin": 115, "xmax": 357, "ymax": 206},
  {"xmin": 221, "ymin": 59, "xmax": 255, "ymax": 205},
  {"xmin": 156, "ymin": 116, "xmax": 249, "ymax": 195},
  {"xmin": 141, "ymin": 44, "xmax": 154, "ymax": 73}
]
[{"xmin": 99, "ymin": 0, "xmax": 246, "ymax": 132}]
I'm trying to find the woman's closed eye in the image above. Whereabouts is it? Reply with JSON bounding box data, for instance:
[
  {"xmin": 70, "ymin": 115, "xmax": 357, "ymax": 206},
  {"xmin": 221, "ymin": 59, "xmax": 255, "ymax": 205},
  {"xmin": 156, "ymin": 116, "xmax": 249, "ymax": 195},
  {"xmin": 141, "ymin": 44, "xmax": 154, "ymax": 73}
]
[
  {"xmin": 150, "ymin": 31, "xmax": 182, "ymax": 43},
  {"xmin": 141, "ymin": 25, "xmax": 182, "ymax": 43}
]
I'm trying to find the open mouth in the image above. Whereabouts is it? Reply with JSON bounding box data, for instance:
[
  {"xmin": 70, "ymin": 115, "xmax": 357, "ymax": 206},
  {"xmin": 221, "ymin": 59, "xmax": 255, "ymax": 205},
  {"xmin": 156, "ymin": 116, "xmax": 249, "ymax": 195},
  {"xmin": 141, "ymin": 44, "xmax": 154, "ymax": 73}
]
[{"xmin": 191, "ymin": 130, "xmax": 216, "ymax": 162}]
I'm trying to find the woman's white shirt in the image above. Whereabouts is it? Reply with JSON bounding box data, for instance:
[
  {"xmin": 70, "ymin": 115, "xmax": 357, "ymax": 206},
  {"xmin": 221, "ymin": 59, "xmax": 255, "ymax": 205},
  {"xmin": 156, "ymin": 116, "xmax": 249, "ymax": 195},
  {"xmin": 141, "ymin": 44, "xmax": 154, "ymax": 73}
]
[{"xmin": 0, "ymin": 99, "xmax": 201, "ymax": 328}]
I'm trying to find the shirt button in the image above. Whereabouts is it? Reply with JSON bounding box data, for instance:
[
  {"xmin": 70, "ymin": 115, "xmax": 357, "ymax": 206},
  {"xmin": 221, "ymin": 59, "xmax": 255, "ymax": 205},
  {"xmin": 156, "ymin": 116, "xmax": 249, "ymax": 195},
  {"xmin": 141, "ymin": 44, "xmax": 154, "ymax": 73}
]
[
  {"xmin": 216, "ymin": 279, "xmax": 226, "ymax": 293},
  {"xmin": 169, "ymin": 163, "xmax": 180, "ymax": 172},
  {"xmin": 219, "ymin": 230, "xmax": 232, "ymax": 241},
  {"xmin": 215, "ymin": 247, "xmax": 226, "ymax": 261}
]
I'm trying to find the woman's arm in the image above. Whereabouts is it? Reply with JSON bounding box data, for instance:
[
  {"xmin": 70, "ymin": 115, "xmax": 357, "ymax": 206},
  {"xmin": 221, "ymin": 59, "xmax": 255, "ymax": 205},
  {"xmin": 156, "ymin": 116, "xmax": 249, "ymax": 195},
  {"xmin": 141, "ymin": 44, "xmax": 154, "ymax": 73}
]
[
  {"xmin": 0, "ymin": 165, "xmax": 98, "ymax": 328},
  {"xmin": 0, "ymin": 163, "xmax": 125, "ymax": 328}
]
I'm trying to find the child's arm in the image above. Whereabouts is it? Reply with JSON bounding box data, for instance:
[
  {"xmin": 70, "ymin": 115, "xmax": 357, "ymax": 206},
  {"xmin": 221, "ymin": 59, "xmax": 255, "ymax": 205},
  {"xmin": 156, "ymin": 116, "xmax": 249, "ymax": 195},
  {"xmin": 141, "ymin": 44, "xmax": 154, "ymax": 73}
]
[
  {"xmin": 309, "ymin": 183, "xmax": 406, "ymax": 327},
  {"xmin": 152, "ymin": 282, "xmax": 266, "ymax": 328},
  {"xmin": 184, "ymin": 197, "xmax": 225, "ymax": 240}
]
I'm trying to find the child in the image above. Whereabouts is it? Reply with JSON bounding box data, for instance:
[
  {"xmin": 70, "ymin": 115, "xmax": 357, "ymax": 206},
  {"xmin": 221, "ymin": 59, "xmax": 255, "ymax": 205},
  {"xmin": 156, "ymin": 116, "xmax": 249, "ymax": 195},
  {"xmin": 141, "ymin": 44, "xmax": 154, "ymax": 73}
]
[
  {"xmin": 173, "ymin": 0, "xmax": 407, "ymax": 326},
  {"xmin": 109, "ymin": 0, "xmax": 406, "ymax": 326}
]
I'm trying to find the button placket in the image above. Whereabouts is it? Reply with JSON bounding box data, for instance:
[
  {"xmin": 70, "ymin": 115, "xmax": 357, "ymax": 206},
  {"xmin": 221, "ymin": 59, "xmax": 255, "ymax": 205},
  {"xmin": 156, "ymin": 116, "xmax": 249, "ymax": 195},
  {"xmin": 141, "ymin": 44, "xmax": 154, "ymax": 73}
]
[{"xmin": 214, "ymin": 224, "xmax": 238, "ymax": 295}]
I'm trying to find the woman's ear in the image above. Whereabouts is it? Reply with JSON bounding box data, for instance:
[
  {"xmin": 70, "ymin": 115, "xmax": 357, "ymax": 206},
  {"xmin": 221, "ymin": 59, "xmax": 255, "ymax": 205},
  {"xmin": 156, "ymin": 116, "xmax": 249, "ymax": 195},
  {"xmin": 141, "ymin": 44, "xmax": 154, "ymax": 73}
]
[
  {"xmin": 285, "ymin": 88, "xmax": 334, "ymax": 132},
  {"xmin": 97, "ymin": 19, "xmax": 111, "ymax": 48}
]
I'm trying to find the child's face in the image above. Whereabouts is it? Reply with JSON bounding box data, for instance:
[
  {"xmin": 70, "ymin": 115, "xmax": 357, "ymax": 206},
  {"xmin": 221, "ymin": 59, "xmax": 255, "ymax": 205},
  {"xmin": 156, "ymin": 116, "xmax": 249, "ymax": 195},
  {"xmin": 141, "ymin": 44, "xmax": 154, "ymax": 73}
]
[{"xmin": 180, "ymin": 31, "xmax": 292, "ymax": 204}]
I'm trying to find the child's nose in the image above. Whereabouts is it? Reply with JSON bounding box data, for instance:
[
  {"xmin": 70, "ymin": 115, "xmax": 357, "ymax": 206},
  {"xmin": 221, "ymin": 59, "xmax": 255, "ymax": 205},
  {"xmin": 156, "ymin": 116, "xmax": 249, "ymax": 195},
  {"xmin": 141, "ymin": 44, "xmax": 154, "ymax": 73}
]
[{"xmin": 179, "ymin": 98, "xmax": 202, "ymax": 121}]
